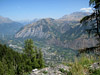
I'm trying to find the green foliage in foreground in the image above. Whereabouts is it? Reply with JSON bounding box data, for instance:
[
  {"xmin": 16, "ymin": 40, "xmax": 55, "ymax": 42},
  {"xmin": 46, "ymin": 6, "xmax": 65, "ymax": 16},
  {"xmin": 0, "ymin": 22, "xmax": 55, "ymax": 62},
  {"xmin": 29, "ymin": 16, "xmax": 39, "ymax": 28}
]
[
  {"xmin": 66, "ymin": 55, "xmax": 100, "ymax": 75},
  {"xmin": 90, "ymin": 69, "xmax": 100, "ymax": 75},
  {"xmin": 59, "ymin": 68, "xmax": 67, "ymax": 73},
  {"xmin": 0, "ymin": 39, "xmax": 44, "ymax": 75}
]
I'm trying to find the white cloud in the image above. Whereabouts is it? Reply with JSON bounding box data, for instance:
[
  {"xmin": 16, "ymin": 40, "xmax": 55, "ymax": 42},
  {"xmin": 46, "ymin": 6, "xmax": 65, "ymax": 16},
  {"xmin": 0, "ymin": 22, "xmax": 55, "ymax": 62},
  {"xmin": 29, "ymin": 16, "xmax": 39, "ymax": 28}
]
[{"xmin": 80, "ymin": 7, "xmax": 93, "ymax": 12}]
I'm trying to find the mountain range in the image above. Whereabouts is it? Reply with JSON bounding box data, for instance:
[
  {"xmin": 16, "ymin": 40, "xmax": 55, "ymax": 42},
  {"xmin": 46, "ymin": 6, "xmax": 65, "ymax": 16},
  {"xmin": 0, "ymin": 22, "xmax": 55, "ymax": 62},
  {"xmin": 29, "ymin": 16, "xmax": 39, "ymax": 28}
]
[
  {"xmin": 15, "ymin": 12, "xmax": 96, "ymax": 50},
  {"xmin": 0, "ymin": 12, "xmax": 97, "ymax": 64}
]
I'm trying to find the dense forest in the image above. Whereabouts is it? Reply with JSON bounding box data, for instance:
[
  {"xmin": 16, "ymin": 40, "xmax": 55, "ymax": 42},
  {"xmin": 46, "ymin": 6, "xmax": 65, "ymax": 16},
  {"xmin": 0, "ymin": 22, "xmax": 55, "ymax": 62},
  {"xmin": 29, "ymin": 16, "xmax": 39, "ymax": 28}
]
[{"xmin": 0, "ymin": 39, "xmax": 44, "ymax": 75}]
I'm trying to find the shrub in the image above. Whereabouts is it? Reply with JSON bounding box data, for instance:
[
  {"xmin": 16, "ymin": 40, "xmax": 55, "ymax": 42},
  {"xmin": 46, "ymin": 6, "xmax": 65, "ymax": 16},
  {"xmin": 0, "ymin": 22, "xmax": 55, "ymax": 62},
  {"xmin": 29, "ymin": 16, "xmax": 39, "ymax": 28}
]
[
  {"xmin": 42, "ymin": 71, "xmax": 48, "ymax": 74},
  {"xmin": 89, "ymin": 69, "xmax": 100, "ymax": 75}
]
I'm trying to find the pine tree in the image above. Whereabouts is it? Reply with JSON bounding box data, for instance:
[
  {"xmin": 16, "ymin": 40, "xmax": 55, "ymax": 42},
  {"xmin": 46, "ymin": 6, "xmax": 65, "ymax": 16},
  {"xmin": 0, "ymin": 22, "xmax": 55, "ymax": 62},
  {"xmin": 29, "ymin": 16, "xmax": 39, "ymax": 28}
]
[
  {"xmin": 80, "ymin": 0, "xmax": 100, "ymax": 54},
  {"xmin": 24, "ymin": 39, "xmax": 35, "ymax": 58},
  {"xmin": 0, "ymin": 61, "xmax": 4, "ymax": 75},
  {"xmin": 23, "ymin": 39, "xmax": 43, "ymax": 69},
  {"xmin": 80, "ymin": 0, "xmax": 100, "ymax": 38},
  {"xmin": 38, "ymin": 49, "xmax": 44, "ymax": 68}
]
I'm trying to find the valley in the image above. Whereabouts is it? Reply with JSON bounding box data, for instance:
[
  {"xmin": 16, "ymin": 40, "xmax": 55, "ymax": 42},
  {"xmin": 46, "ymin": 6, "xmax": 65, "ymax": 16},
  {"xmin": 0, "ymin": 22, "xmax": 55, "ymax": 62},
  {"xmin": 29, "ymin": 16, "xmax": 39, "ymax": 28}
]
[
  {"xmin": 0, "ymin": 12, "xmax": 97, "ymax": 65},
  {"xmin": 0, "ymin": 0, "xmax": 100, "ymax": 74}
]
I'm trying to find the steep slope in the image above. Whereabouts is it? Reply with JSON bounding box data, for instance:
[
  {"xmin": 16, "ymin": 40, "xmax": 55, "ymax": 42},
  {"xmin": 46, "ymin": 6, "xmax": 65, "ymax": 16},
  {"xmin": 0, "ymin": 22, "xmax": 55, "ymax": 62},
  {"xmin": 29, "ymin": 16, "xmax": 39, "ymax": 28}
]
[
  {"xmin": 15, "ymin": 18, "xmax": 71, "ymax": 39},
  {"xmin": 15, "ymin": 12, "xmax": 90, "ymax": 39},
  {"xmin": 0, "ymin": 16, "xmax": 23, "ymax": 35},
  {"xmin": 15, "ymin": 18, "xmax": 54, "ymax": 39},
  {"xmin": 15, "ymin": 12, "xmax": 96, "ymax": 49}
]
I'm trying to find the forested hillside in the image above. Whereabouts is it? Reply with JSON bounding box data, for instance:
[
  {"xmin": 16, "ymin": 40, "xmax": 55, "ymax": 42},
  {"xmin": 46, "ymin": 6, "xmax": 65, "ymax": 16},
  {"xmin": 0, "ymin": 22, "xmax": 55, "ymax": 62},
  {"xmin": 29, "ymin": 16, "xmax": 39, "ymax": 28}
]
[{"xmin": 0, "ymin": 39, "xmax": 44, "ymax": 75}]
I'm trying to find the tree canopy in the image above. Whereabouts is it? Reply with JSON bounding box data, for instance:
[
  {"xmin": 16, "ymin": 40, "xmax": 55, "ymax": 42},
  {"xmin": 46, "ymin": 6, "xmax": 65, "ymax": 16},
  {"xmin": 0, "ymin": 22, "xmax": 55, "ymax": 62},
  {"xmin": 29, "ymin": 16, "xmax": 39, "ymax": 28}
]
[
  {"xmin": 80, "ymin": 0, "xmax": 100, "ymax": 37},
  {"xmin": 80, "ymin": 0, "xmax": 100, "ymax": 54}
]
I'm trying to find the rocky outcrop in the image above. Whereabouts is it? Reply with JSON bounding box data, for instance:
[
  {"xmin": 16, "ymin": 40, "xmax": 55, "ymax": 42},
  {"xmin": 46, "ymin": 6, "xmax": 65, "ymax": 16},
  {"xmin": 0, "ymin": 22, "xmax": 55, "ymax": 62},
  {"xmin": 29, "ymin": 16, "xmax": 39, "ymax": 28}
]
[
  {"xmin": 31, "ymin": 64, "xmax": 70, "ymax": 75},
  {"xmin": 30, "ymin": 62, "xmax": 100, "ymax": 75},
  {"xmin": 15, "ymin": 25, "xmax": 51, "ymax": 38},
  {"xmin": 90, "ymin": 62, "xmax": 100, "ymax": 70}
]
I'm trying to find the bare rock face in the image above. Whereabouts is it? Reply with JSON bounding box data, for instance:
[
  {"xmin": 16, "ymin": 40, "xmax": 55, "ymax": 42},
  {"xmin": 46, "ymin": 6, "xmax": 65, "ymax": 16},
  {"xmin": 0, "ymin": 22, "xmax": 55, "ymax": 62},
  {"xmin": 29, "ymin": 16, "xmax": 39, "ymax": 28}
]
[
  {"xmin": 90, "ymin": 62, "xmax": 100, "ymax": 70},
  {"xmin": 15, "ymin": 18, "xmax": 55, "ymax": 39},
  {"xmin": 15, "ymin": 25, "xmax": 51, "ymax": 39}
]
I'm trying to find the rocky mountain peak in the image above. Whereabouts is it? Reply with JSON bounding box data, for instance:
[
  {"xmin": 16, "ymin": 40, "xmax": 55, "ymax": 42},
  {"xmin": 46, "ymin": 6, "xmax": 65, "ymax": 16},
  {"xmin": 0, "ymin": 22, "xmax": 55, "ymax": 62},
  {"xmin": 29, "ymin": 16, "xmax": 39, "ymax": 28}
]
[{"xmin": 15, "ymin": 18, "xmax": 56, "ymax": 39}]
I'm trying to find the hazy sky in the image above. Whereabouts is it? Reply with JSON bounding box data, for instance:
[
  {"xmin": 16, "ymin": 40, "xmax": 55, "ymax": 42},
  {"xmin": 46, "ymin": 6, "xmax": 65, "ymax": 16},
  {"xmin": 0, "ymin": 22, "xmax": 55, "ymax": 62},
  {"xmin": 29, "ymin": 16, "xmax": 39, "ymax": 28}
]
[{"xmin": 0, "ymin": 0, "xmax": 91, "ymax": 21}]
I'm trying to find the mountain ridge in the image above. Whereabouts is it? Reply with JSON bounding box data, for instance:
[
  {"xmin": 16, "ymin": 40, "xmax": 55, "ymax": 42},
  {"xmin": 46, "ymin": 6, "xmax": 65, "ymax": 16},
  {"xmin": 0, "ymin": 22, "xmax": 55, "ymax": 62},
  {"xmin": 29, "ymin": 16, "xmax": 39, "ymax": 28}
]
[{"xmin": 15, "ymin": 12, "xmax": 96, "ymax": 49}]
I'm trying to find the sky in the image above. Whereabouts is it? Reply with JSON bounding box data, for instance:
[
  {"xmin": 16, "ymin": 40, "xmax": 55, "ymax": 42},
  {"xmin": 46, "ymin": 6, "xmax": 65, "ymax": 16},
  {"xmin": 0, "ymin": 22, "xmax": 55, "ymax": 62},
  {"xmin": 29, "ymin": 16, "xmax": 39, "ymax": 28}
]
[{"xmin": 0, "ymin": 0, "xmax": 92, "ymax": 21}]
